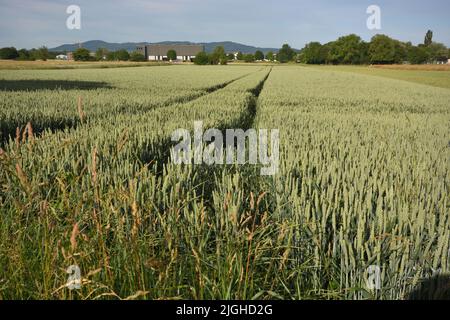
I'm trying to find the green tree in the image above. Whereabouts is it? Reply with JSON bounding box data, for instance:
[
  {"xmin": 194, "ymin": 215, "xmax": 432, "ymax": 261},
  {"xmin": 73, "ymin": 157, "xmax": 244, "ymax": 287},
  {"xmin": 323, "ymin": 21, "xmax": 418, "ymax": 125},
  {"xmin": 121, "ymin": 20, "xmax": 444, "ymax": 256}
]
[
  {"xmin": 368, "ymin": 35, "xmax": 397, "ymax": 64},
  {"xmin": 47, "ymin": 51, "xmax": 60, "ymax": 60},
  {"xmin": 28, "ymin": 49, "xmax": 38, "ymax": 61},
  {"xmin": 116, "ymin": 49, "xmax": 130, "ymax": 61},
  {"xmin": 95, "ymin": 48, "xmax": 108, "ymax": 61},
  {"xmin": 167, "ymin": 50, "xmax": 177, "ymax": 61},
  {"xmin": 393, "ymin": 40, "xmax": 407, "ymax": 64},
  {"xmin": 244, "ymin": 54, "xmax": 255, "ymax": 63},
  {"xmin": 130, "ymin": 51, "xmax": 146, "ymax": 62},
  {"xmin": 236, "ymin": 52, "xmax": 244, "ymax": 61},
  {"xmin": 106, "ymin": 51, "xmax": 117, "ymax": 61},
  {"xmin": 265, "ymin": 51, "xmax": 274, "ymax": 61},
  {"xmin": 328, "ymin": 34, "xmax": 366, "ymax": 64},
  {"xmin": 0, "ymin": 47, "xmax": 19, "ymax": 59},
  {"xmin": 227, "ymin": 53, "xmax": 235, "ymax": 61},
  {"xmin": 278, "ymin": 44, "xmax": 295, "ymax": 63},
  {"xmin": 427, "ymin": 42, "xmax": 448, "ymax": 63},
  {"xmin": 17, "ymin": 49, "xmax": 30, "ymax": 61},
  {"xmin": 193, "ymin": 51, "xmax": 210, "ymax": 65},
  {"xmin": 424, "ymin": 30, "xmax": 433, "ymax": 46},
  {"xmin": 210, "ymin": 46, "xmax": 226, "ymax": 65},
  {"xmin": 299, "ymin": 42, "xmax": 328, "ymax": 64},
  {"xmin": 73, "ymin": 48, "xmax": 91, "ymax": 61},
  {"xmin": 37, "ymin": 46, "xmax": 50, "ymax": 61},
  {"xmin": 254, "ymin": 50, "xmax": 264, "ymax": 61},
  {"xmin": 407, "ymin": 46, "xmax": 429, "ymax": 64}
]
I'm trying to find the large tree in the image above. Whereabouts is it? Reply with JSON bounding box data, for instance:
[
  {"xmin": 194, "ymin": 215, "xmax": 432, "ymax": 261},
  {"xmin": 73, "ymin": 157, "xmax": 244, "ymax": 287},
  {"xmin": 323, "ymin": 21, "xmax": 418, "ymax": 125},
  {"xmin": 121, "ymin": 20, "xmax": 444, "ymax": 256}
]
[
  {"xmin": 37, "ymin": 46, "xmax": 50, "ymax": 61},
  {"xmin": 407, "ymin": 46, "xmax": 429, "ymax": 64},
  {"xmin": 167, "ymin": 50, "xmax": 177, "ymax": 61},
  {"xmin": 116, "ymin": 49, "xmax": 130, "ymax": 61},
  {"xmin": 393, "ymin": 41, "xmax": 408, "ymax": 64},
  {"xmin": 130, "ymin": 51, "xmax": 146, "ymax": 62},
  {"xmin": 278, "ymin": 44, "xmax": 295, "ymax": 63},
  {"xmin": 299, "ymin": 42, "xmax": 328, "ymax": 64},
  {"xmin": 424, "ymin": 30, "xmax": 433, "ymax": 46},
  {"xmin": 254, "ymin": 50, "xmax": 264, "ymax": 61},
  {"xmin": 0, "ymin": 47, "xmax": 19, "ymax": 60},
  {"xmin": 368, "ymin": 34, "xmax": 397, "ymax": 64},
  {"xmin": 95, "ymin": 48, "xmax": 109, "ymax": 61},
  {"xmin": 209, "ymin": 46, "xmax": 226, "ymax": 65},
  {"xmin": 328, "ymin": 34, "xmax": 366, "ymax": 64},
  {"xmin": 73, "ymin": 48, "xmax": 91, "ymax": 61},
  {"xmin": 265, "ymin": 51, "xmax": 274, "ymax": 61},
  {"xmin": 193, "ymin": 51, "xmax": 210, "ymax": 65},
  {"xmin": 17, "ymin": 49, "xmax": 30, "ymax": 61},
  {"xmin": 427, "ymin": 42, "xmax": 448, "ymax": 63},
  {"xmin": 106, "ymin": 51, "xmax": 117, "ymax": 61},
  {"xmin": 244, "ymin": 54, "xmax": 255, "ymax": 63}
]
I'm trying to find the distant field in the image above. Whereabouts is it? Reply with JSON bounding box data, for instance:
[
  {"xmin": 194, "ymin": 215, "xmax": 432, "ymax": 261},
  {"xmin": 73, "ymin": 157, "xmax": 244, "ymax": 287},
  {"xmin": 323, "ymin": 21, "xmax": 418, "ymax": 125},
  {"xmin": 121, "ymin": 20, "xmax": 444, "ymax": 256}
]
[
  {"xmin": 0, "ymin": 59, "xmax": 278, "ymax": 70},
  {"xmin": 0, "ymin": 59, "xmax": 168, "ymax": 70},
  {"xmin": 305, "ymin": 64, "xmax": 450, "ymax": 89},
  {"xmin": 373, "ymin": 64, "xmax": 450, "ymax": 71}
]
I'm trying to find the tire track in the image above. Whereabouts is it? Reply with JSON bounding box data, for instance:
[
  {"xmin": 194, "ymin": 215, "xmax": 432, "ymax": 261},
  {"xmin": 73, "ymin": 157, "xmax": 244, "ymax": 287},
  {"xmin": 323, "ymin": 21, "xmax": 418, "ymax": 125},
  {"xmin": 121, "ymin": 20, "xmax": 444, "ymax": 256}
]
[
  {"xmin": 0, "ymin": 71, "xmax": 258, "ymax": 147},
  {"xmin": 176, "ymin": 68, "xmax": 273, "ymax": 211}
]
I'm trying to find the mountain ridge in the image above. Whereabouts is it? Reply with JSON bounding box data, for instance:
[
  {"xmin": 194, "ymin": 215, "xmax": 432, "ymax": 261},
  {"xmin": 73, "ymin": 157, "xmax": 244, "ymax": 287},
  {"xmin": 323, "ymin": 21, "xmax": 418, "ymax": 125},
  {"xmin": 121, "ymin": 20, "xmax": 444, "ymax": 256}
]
[{"xmin": 49, "ymin": 40, "xmax": 281, "ymax": 54}]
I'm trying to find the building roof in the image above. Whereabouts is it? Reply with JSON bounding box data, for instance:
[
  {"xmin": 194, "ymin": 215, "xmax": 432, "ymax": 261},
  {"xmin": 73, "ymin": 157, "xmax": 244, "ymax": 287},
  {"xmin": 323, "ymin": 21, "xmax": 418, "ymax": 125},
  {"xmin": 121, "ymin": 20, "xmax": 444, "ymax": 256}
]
[{"xmin": 145, "ymin": 44, "xmax": 204, "ymax": 56}]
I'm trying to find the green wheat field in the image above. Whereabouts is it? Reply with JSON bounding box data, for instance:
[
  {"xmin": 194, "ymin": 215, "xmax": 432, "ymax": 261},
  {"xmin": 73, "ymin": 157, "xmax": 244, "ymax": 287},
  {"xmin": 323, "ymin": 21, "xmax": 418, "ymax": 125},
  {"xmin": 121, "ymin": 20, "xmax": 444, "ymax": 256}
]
[{"xmin": 0, "ymin": 65, "xmax": 449, "ymax": 300}]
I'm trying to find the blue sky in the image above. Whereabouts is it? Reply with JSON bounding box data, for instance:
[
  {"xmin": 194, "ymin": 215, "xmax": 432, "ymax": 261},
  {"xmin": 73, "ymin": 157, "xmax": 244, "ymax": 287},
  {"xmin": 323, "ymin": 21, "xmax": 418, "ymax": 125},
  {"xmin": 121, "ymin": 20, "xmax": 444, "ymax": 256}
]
[{"xmin": 0, "ymin": 0, "xmax": 449, "ymax": 49}]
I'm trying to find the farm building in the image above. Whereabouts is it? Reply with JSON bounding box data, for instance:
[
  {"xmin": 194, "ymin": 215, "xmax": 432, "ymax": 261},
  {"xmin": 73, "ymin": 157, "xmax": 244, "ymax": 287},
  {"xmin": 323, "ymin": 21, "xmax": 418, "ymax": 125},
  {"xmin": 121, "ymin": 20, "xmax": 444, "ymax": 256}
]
[{"xmin": 137, "ymin": 44, "xmax": 204, "ymax": 62}]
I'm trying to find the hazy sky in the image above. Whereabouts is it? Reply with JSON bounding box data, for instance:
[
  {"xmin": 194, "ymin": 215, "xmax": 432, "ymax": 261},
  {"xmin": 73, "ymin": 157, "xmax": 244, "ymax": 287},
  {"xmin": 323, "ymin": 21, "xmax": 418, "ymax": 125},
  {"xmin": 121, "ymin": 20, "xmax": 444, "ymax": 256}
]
[{"xmin": 1, "ymin": 0, "xmax": 449, "ymax": 49}]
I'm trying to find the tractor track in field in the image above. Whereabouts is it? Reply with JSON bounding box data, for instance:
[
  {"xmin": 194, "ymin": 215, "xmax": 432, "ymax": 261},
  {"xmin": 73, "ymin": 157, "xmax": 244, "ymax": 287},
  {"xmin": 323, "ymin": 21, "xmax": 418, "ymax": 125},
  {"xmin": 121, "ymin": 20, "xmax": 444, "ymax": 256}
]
[
  {"xmin": 114, "ymin": 70, "xmax": 262, "ymax": 117},
  {"xmin": 204, "ymin": 67, "xmax": 275, "ymax": 213},
  {"xmin": 137, "ymin": 67, "xmax": 274, "ymax": 216},
  {"xmin": 0, "ymin": 70, "xmax": 259, "ymax": 147},
  {"xmin": 139, "ymin": 68, "xmax": 272, "ymax": 171},
  {"xmin": 195, "ymin": 67, "xmax": 273, "ymax": 212}
]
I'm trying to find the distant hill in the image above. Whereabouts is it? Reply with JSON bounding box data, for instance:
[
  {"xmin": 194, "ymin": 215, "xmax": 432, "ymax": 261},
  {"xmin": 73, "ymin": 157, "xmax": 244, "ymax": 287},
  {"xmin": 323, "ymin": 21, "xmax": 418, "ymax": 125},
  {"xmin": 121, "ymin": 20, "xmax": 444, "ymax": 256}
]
[{"xmin": 50, "ymin": 40, "xmax": 280, "ymax": 54}]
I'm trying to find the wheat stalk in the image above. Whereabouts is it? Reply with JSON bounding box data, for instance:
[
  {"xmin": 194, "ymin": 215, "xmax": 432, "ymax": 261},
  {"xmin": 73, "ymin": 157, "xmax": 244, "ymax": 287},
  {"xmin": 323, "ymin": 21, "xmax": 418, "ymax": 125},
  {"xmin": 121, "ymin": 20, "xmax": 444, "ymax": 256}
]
[
  {"xmin": 15, "ymin": 127, "xmax": 20, "ymax": 149},
  {"xmin": 15, "ymin": 163, "xmax": 31, "ymax": 194},
  {"xmin": 77, "ymin": 96, "xmax": 86, "ymax": 122},
  {"xmin": 91, "ymin": 147, "xmax": 98, "ymax": 185},
  {"xmin": 70, "ymin": 222, "xmax": 80, "ymax": 252},
  {"xmin": 26, "ymin": 122, "xmax": 34, "ymax": 142}
]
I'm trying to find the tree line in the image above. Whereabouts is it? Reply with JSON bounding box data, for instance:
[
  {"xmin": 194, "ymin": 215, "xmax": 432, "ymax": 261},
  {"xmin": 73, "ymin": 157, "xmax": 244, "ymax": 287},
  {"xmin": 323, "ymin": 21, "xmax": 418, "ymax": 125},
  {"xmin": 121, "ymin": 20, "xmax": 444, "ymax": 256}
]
[
  {"xmin": 73, "ymin": 48, "xmax": 146, "ymax": 62},
  {"xmin": 297, "ymin": 31, "xmax": 449, "ymax": 65},
  {"xmin": 0, "ymin": 46, "xmax": 147, "ymax": 62},
  {"xmin": 198, "ymin": 30, "xmax": 449, "ymax": 65},
  {"xmin": 2, "ymin": 30, "xmax": 447, "ymax": 65},
  {"xmin": 193, "ymin": 47, "xmax": 279, "ymax": 65},
  {"xmin": 0, "ymin": 46, "xmax": 52, "ymax": 61}
]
